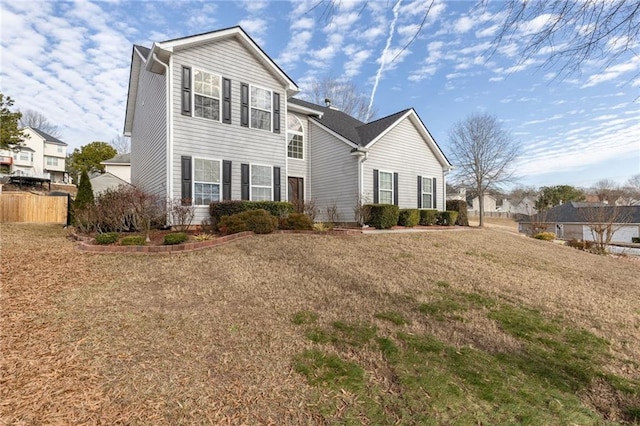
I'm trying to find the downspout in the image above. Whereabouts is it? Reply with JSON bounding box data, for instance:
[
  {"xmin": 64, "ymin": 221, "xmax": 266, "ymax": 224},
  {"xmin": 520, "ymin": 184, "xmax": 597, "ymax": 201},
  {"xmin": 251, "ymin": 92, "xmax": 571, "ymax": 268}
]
[{"xmin": 151, "ymin": 52, "xmax": 172, "ymax": 213}]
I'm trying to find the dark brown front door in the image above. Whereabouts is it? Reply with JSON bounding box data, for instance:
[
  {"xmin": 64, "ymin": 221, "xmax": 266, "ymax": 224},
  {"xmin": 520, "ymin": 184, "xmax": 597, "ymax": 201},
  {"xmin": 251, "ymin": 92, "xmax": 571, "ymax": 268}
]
[{"xmin": 288, "ymin": 177, "xmax": 304, "ymax": 211}]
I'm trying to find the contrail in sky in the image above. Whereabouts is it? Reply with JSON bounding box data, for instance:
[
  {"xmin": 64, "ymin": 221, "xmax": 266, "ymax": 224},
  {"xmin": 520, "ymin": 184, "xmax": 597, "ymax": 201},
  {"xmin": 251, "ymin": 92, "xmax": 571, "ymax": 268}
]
[{"xmin": 366, "ymin": 0, "xmax": 402, "ymax": 122}]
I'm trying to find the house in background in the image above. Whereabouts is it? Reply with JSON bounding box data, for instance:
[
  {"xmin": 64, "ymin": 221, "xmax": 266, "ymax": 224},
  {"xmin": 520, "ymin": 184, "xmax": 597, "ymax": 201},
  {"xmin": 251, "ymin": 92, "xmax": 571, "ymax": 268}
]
[
  {"xmin": 0, "ymin": 127, "xmax": 68, "ymax": 182},
  {"xmin": 124, "ymin": 26, "xmax": 452, "ymax": 224},
  {"xmin": 500, "ymin": 197, "xmax": 537, "ymax": 215},
  {"xmin": 518, "ymin": 202, "xmax": 640, "ymax": 243},
  {"xmin": 446, "ymin": 184, "xmax": 466, "ymax": 201},
  {"xmin": 101, "ymin": 153, "xmax": 131, "ymax": 183},
  {"xmin": 470, "ymin": 194, "xmax": 497, "ymax": 213}
]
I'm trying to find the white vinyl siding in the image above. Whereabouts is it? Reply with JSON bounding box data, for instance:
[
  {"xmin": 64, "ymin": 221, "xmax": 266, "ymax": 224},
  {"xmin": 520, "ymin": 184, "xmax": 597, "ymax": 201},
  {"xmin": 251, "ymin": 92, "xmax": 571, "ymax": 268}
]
[
  {"xmin": 193, "ymin": 69, "xmax": 221, "ymax": 121},
  {"xmin": 194, "ymin": 158, "xmax": 221, "ymax": 205},
  {"xmin": 171, "ymin": 37, "xmax": 288, "ymax": 223},
  {"xmin": 364, "ymin": 117, "xmax": 446, "ymax": 210},
  {"xmin": 250, "ymin": 164, "xmax": 272, "ymax": 201},
  {"xmin": 379, "ymin": 171, "xmax": 393, "ymax": 204},
  {"xmin": 250, "ymin": 85, "xmax": 272, "ymax": 131},
  {"xmin": 422, "ymin": 176, "xmax": 433, "ymax": 208}
]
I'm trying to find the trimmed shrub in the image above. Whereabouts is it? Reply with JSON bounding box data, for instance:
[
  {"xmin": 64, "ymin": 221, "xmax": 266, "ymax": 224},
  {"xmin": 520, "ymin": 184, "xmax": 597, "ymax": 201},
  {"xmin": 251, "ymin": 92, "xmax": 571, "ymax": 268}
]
[
  {"xmin": 398, "ymin": 209, "xmax": 420, "ymax": 227},
  {"xmin": 419, "ymin": 209, "xmax": 438, "ymax": 226},
  {"xmin": 632, "ymin": 237, "xmax": 640, "ymax": 244},
  {"xmin": 95, "ymin": 232, "xmax": 119, "ymax": 245},
  {"xmin": 279, "ymin": 213, "xmax": 314, "ymax": 230},
  {"xmin": 210, "ymin": 201, "xmax": 294, "ymax": 225},
  {"xmin": 164, "ymin": 232, "xmax": 188, "ymax": 245},
  {"xmin": 437, "ymin": 211, "xmax": 459, "ymax": 226},
  {"xmin": 120, "ymin": 235, "xmax": 146, "ymax": 246},
  {"xmin": 446, "ymin": 200, "xmax": 469, "ymax": 226},
  {"xmin": 365, "ymin": 204, "xmax": 400, "ymax": 229},
  {"xmin": 567, "ymin": 239, "xmax": 595, "ymax": 250},
  {"xmin": 533, "ymin": 232, "xmax": 555, "ymax": 241},
  {"xmin": 218, "ymin": 209, "xmax": 277, "ymax": 235}
]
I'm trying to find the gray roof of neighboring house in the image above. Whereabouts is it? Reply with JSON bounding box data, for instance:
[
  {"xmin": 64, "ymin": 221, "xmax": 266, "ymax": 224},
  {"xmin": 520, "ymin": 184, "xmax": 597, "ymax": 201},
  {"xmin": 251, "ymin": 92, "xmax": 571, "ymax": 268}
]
[
  {"xmin": 30, "ymin": 128, "xmax": 68, "ymax": 146},
  {"xmin": 134, "ymin": 44, "xmax": 150, "ymax": 60},
  {"xmin": 101, "ymin": 153, "xmax": 130, "ymax": 165},
  {"xmin": 288, "ymin": 98, "xmax": 412, "ymax": 147},
  {"xmin": 521, "ymin": 202, "xmax": 640, "ymax": 223},
  {"xmin": 90, "ymin": 172, "xmax": 132, "ymax": 194}
]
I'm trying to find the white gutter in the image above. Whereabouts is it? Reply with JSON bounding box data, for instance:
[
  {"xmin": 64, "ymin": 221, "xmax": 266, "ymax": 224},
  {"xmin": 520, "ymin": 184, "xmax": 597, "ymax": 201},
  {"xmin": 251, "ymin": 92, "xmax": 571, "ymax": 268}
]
[
  {"xmin": 151, "ymin": 52, "xmax": 173, "ymax": 216},
  {"xmin": 350, "ymin": 147, "xmax": 369, "ymax": 202}
]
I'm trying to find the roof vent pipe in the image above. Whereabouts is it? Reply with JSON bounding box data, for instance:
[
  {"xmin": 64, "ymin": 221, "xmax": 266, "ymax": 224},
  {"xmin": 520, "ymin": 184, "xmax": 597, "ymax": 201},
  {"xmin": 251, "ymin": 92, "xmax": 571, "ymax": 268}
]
[{"xmin": 325, "ymin": 98, "xmax": 331, "ymax": 107}]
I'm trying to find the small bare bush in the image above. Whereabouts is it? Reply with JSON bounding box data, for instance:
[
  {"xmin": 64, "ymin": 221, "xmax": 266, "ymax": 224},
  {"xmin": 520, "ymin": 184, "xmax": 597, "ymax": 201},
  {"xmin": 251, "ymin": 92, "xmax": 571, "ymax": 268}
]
[
  {"xmin": 326, "ymin": 200, "xmax": 341, "ymax": 224},
  {"xmin": 169, "ymin": 198, "xmax": 195, "ymax": 232}
]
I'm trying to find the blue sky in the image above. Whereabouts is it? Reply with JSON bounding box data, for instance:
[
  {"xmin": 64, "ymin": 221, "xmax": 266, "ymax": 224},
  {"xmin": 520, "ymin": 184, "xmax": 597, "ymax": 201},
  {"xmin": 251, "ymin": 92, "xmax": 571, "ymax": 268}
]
[{"xmin": 1, "ymin": 0, "xmax": 638, "ymax": 189}]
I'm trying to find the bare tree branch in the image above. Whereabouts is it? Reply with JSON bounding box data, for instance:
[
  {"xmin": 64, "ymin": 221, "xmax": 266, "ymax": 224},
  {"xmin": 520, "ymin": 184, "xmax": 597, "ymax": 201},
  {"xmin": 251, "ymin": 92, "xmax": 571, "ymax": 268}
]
[
  {"xmin": 303, "ymin": 76, "xmax": 378, "ymax": 121},
  {"xmin": 18, "ymin": 109, "xmax": 61, "ymax": 137}
]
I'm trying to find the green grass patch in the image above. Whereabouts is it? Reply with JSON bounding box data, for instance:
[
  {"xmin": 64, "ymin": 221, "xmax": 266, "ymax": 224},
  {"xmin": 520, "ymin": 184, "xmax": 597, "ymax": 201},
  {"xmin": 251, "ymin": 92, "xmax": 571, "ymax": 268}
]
[
  {"xmin": 376, "ymin": 337, "xmax": 399, "ymax": 360},
  {"xmin": 292, "ymin": 310, "xmax": 319, "ymax": 325},
  {"xmin": 304, "ymin": 328, "xmax": 331, "ymax": 344},
  {"xmin": 331, "ymin": 320, "xmax": 377, "ymax": 347},
  {"xmin": 418, "ymin": 297, "xmax": 466, "ymax": 321},
  {"xmin": 434, "ymin": 280, "xmax": 450, "ymax": 288},
  {"xmin": 375, "ymin": 311, "xmax": 409, "ymax": 326},
  {"xmin": 294, "ymin": 349, "xmax": 364, "ymax": 392}
]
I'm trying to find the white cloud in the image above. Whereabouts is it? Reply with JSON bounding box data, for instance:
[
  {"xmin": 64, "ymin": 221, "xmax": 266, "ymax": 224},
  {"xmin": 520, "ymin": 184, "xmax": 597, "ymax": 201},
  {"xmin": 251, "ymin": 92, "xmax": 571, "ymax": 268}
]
[
  {"xmin": 582, "ymin": 56, "xmax": 640, "ymax": 88},
  {"xmin": 238, "ymin": 18, "xmax": 268, "ymax": 44},
  {"xmin": 454, "ymin": 16, "xmax": 474, "ymax": 33}
]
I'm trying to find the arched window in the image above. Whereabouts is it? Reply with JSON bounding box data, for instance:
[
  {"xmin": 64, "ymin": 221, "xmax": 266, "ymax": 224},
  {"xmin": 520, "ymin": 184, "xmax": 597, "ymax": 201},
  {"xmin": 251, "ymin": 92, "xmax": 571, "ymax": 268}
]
[{"xmin": 287, "ymin": 115, "xmax": 304, "ymax": 159}]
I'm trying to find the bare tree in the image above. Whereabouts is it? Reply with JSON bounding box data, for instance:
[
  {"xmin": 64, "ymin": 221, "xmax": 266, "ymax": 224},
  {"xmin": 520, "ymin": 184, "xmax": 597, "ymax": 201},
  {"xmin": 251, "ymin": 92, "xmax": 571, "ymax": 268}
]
[
  {"xmin": 621, "ymin": 174, "xmax": 640, "ymax": 204},
  {"xmin": 491, "ymin": 0, "xmax": 640, "ymax": 79},
  {"xmin": 304, "ymin": 76, "xmax": 377, "ymax": 121},
  {"xmin": 110, "ymin": 134, "xmax": 131, "ymax": 154},
  {"xmin": 448, "ymin": 113, "xmax": 520, "ymax": 227},
  {"xmin": 590, "ymin": 179, "xmax": 623, "ymax": 205},
  {"xmin": 18, "ymin": 109, "xmax": 61, "ymax": 137},
  {"xmin": 579, "ymin": 204, "xmax": 632, "ymax": 253}
]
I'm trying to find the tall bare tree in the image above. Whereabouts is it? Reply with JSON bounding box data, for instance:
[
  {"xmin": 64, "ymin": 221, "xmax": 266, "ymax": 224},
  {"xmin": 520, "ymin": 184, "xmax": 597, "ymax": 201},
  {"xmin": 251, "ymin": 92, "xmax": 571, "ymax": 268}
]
[
  {"xmin": 448, "ymin": 113, "xmax": 520, "ymax": 227},
  {"xmin": 18, "ymin": 109, "xmax": 61, "ymax": 137},
  {"xmin": 579, "ymin": 204, "xmax": 632, "ymax": 253},
  {"xmin": 304, "ymin": 76, "xmax": 377, "ymax": 121},
  {"xmin": 622, "ymin": 174, "xmax": 640, "ymax": 204},
  {"xmin": 591, "ymin": 179, "xmax": 623, "ymax": 205},
  {"xmin": 109, "ymin": 135, "xmax": 131, "ymax": 154}
]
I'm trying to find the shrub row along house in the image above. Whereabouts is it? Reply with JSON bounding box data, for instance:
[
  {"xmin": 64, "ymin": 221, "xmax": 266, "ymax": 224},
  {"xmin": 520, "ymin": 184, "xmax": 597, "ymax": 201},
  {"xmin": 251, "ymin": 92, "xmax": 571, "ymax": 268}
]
[{"xmin": 124, "ymin": 26, "xmax": 452, "ymax": 225}]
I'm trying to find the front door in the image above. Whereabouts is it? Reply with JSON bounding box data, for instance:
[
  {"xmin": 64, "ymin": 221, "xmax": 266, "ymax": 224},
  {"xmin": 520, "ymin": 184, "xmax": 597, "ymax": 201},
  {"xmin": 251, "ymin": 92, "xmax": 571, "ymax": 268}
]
[{"xmin": 288, "ymin": 177, "xmax": 304, "ymax": 211}]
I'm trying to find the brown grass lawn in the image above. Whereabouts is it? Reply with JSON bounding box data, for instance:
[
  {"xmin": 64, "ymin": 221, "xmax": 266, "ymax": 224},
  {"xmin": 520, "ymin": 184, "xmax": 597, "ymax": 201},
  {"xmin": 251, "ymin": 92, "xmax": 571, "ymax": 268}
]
[{"xmin": 1, "ymin": 224, "xmax": 639, "ymax": 424}]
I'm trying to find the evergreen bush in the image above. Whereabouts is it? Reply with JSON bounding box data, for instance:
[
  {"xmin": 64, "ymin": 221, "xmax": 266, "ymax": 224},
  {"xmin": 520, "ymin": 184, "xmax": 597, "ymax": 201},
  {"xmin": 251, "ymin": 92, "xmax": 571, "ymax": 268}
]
[
  {"xmin": 365, "ymin": 204, "xmax": 399, "ymax": 229},
  {"xmin": 398, "ymin": 209, "xmax": 420, "ymax": 227},
  {"xmin": 419, "ymin": 209, "xmax": 438, "ymax": 226},
  {"xmin": 164, "ymin": 232, "xmax": 188, "ymax": 245}
]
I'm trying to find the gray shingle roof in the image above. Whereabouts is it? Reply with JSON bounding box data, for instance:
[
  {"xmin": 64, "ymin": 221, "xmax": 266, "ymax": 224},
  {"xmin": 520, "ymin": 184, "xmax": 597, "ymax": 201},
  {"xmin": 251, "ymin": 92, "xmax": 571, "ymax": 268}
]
[
  {"xmin": 102, "ymin": 153, "xmax": 130, "ymax": 164},
  {"xmin": 30, "ymin": 128, "xmax": 67, "ymax": 146},
  {"xmin": 135, "ymin": 44, "xmax": 150, "ymax": 59},
  {"xmin": 523, "ymin": 202, "xmax": 640, "ymax": 224},
  {"xmin": 288, "ymin": 98, "xmax": 411, "ymax": 147}
]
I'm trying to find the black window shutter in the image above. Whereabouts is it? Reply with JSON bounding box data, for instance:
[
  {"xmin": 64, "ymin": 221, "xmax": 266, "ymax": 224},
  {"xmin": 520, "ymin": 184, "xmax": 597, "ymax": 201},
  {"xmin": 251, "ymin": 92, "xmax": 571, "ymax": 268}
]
[
  {"xmin": 240, "ymin": 83, "xmax": 249, "ymax": 127},
  {"xmin": 241, "ymin": 163, "xmax": 250, "ymax": 200},
  {"xmin": 433, "ymin": 177, "xmax": 437, "ymax": 210},
  {"xmin": 222, "ymin": 78, "xmax": 231, "ymax": 124},
  {"xmin": 417, "ymin": 176, "xmax": 422, "ymax": 209},
  {"xmin": 393, "ymin": 173, "xmax": 399, "ymax": 206},
  {"xmin": 273, "ymin": 92, "xmax": 280, "ymax": 133},
  {"xmin": 181, "ymin": 156, "xmax": 192, "ymax": 205},
  {"xmin": 223, "ymin": 160, "xmax": 232, "ymax": 200},
  {"xmin": 273, "ymin": 167, "xmax": 281, "ymax": 201},
  {"xmin": 181, "ymin": 67, "xmax": 191, "ymax": 116},
  {"xmin": 373, "ymin": 169, "xmax": 379, "ymax": 204}
]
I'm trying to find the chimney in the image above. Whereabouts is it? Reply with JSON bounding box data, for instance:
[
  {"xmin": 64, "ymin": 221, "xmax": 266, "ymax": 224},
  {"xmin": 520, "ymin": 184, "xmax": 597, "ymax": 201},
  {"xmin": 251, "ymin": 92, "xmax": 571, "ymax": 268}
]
[{"xmin": 325, "ymin": 98, "xmax": 331, "ymax": 107}]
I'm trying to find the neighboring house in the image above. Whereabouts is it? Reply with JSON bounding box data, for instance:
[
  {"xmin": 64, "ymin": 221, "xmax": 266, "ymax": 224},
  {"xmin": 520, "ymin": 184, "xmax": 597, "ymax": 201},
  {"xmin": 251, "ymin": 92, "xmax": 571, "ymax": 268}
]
[
  {"xmin": 90, "ymin": 172, "xmax": 132, "ymax": 196},
  {"xmin": 0, "ymin": 127, "xmax": 68, "ymax": 183},
  {"xmin": 446, "ymin": 184, "xmax": 466, "ymax": 201},
  {"xmin": 500, "ymin": 197, "xmax": 537, "ymax": 215},
  {"xmin": 101, "ymin": 153, "xmax": 131, "ymax": 183},
  {"xmin": 124, "ymin": 26, "xmax": 452, "ymax": 224},
  {"xmin": 518, "ymin": 202, "xmax": 640, "ymax": 243},
  {"xmin": 470, "ymin": 194, "xmax": 497, "ymax": 213}
]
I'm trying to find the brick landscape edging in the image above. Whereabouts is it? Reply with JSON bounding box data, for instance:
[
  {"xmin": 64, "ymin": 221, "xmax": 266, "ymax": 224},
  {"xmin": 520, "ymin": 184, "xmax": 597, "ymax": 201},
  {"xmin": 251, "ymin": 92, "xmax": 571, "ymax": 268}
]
[{"xmin": 73, "ymin": 228, "xmax": 363, "ymax": 255}]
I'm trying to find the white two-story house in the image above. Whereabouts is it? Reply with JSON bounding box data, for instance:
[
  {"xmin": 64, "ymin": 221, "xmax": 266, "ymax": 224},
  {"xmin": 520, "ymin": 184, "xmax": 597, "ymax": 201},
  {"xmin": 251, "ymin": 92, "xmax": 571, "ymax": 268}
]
[
  {"xmin": 0, "ymin": 127, "xmax": 68, "ymax": 182},
  {"xmin": 124, "ymin": 26, "xmax": 452, "ymax": 224}
]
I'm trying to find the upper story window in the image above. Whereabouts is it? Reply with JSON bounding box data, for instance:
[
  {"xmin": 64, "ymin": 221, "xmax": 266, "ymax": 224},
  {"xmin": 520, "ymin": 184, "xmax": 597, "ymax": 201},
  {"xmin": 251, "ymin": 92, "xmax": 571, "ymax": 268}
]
[
  {"xmin": 193, "ymin": 69, "xmax": 221, "ymax": 121},
  {"xmin": 194, "ymin": 158, "xmax": 221, "ymax": 205},
  {"xmin": 57, "ymin": 146, "xmax": 63, "ymax": 153},
  {"xmin": 250, "ymin": 86, "xmax": 272, "ymax": 131},
  {"xmin": 378, "ymin": 171, "xmax": 393, "ymax": 205},
  {"xmin": 19, "ymin": 151, "xmax": 30, "ymax": 162},
  {"xmin": 46, "ymin": 156, "xmax": 59, "ymax": 167},
  {"xmin": 287, "ymin": 115, "xmax": 303, "ymax": 159}
]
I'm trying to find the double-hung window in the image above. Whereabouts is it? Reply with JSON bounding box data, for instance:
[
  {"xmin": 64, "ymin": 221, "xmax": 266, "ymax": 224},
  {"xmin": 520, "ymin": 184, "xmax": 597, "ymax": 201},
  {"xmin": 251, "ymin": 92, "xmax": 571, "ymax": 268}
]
[
  {"xmin": 250, "ymin": 86, "xmax": 272, "ymax": 131},
  {"xmin": 251, "ymin": 164, "xmax": 272, "ymax": 201},
  {"xmin": 46, "ymin": 156, "xmax": 58, "ymax": 167},
  {"xmin": 379, "ymin": 171, "xmax": 393, "ymax": 204},
  {"xmin": 194, "ymin": 158, "xmax": 221, "ymax": 205},
  {"xmin": 193, "ymin": 69, "xmax": 221, "ymax": 121},
  {"xmin": 287, "ymin": 115, "xmax": 304, "ymax": 159},
  {"xmin": 422, "ymin": 177, "xmax": 433, "ymax": 208}
]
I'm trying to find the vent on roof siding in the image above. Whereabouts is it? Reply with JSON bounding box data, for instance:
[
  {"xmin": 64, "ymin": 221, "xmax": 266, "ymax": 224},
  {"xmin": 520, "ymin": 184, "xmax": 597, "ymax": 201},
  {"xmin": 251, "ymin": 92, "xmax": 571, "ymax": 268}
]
[{"xmin": 328, "ymin": 105, "xmax": 340, "ymax": 110}]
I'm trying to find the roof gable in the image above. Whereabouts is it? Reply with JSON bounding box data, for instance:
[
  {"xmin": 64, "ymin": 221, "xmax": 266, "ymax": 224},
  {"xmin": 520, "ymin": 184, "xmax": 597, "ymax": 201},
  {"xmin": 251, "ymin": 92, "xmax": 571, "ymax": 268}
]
[{"xmin": 26, "ymin": 127, "xmax": 67, "ymax": 146}]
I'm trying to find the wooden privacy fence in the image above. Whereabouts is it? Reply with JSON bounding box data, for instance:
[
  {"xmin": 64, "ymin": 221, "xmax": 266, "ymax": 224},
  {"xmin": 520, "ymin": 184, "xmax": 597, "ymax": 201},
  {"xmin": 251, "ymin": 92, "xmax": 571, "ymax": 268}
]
[{"xmin": 0, "ymin": 192, "xmax": 68, "ymax": 224}]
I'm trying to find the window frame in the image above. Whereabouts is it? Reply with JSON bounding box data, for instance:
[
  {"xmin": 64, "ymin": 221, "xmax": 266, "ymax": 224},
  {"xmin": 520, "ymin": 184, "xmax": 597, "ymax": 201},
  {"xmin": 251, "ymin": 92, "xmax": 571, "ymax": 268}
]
[
  {"xmin": 287, "ymin": 115, "xmax": 304, "ymax": 160},
  {"xmin": 250, "ymin": 163, "xmax": 273, "ymax": 201},
  {"xmin": 378, "ymin": 170, "xmax": 394, "ymax": 205},
  {"xmin": 421, "ymin": 176, "xmax": 433, "ymax": 209},
  {"xmin": 192, "ymin": 68, "xmax": 222, "ymax": 122},
  {"xmin": 45, "ymin": 156, "xmax": 59, "ymax": 167},
  {"xmin": 249, "ymin": 84, "xmax": 272, "ymax": 132},
  {"xmin": 192, "ymin": 157, "xmax": 222, "ymax": 206}
]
